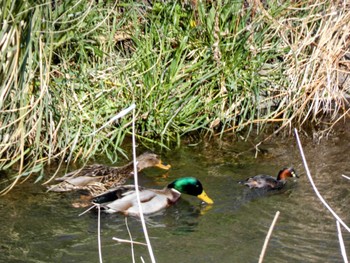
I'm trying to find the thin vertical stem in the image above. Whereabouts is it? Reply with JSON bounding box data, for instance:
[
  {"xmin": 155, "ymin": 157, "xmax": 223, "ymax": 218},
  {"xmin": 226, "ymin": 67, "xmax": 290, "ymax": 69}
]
[
  {"xmin": 97, "ymin": 204, "xmax": 103, "ymax": 263},
  {"xmin": 337, "ymin": 220, "xmax": 349, "ymax": 263},
  {"xmin": 125, "ymin": 217, "xmax": 136, "ymax": 263},
  {"xmin": 131, "ymin": 104, "xmax": 156, "ymax": 263}
]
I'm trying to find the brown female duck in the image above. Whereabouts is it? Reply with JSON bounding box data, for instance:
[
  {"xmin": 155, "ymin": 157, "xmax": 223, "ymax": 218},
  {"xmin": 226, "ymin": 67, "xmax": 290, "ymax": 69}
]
[
  {"xmin": 239, "ymin": 167, "xmax": 298, "ymax": 190},
  {"xmin": 48, "ymin": 152, "xmax": 171, "ymax": 195}
]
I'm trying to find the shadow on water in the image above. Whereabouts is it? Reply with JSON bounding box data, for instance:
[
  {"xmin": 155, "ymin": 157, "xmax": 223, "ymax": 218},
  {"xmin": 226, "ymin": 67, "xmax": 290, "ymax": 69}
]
[{"xmin": 1, "ymin": 127, "xmax": 350, "ymax": 262}]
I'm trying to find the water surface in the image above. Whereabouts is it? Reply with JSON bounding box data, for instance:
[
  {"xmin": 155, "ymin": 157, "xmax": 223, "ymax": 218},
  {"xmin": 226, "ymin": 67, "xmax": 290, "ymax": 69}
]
[{"xmin": 1, "ymin": 130, "xmax": 349, "ymax": 262}]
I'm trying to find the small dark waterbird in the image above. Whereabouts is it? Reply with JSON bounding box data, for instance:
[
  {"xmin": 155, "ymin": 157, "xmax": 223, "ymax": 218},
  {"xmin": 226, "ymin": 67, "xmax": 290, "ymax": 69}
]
[
  {"xmin": 47, "ymin": 152, "xmax": 171, "ymax": 195},
  {"xmin": 239, "ymin": 167, "xmax": 298, "ymax": 190},
  {"xmin": 92, "ymin": 177, "xmax": 214, "ymax": 216}
]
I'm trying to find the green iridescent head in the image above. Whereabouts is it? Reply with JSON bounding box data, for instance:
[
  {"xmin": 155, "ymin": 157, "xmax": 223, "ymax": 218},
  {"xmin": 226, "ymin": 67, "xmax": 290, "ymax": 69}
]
[{"xmin": 167, "ymin": 177, "xmax": 214, "ymax": 204}]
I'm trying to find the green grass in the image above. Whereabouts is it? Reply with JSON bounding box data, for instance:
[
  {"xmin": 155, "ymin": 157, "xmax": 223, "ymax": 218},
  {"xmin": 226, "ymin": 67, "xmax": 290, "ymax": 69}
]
[{"xmin": 0, "ymin": 0, "xmax": 349, "ymax": 193}]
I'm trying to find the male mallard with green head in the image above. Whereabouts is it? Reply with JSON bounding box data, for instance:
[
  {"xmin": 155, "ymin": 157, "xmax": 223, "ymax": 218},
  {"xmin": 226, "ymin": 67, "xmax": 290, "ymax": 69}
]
[
  {"xmin": 92, "ymin": 177, "xmax": 214, "ymax": 216},
  {"xmin": 48, "ymin": 152, "xmax": 171, "ymax": 195}
]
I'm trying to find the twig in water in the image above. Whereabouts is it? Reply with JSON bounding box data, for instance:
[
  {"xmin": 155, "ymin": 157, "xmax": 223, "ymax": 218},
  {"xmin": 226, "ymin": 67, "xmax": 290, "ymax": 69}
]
[
  {"xmin": 294, "ymin": 128, "xmax": 350, "ymax": 233},
  {"xmin": 112, "ymin": 237, "xmax": 147, "ymax": 246},
  {"xmin": 336, "ymin": 220, "xmax": 349, "ymax": 263},
  {"xmin": 258, "ymin": 211, "xmax": 280, "ymax": 263}
]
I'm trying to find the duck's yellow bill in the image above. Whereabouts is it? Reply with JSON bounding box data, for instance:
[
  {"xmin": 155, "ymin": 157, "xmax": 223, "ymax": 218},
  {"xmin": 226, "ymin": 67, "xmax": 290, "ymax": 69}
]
[
  {"xmin": 156, "ymin": 161, "xmax": 171, "ymax": 170},
  {"xmin": 197, "ymin": 191, "xmax": 214, "ymax": 204}
]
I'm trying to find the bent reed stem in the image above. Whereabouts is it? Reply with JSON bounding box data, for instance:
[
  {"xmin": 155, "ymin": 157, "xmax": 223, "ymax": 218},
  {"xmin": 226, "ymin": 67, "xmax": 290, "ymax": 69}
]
[{"xmin": 294, "ymin": 128, "xmax": 350, "ymax": 233}]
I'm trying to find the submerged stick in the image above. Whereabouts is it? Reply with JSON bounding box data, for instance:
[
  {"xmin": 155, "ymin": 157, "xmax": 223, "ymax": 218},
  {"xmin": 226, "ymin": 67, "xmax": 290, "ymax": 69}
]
[
  {"xmin": 336, "ymin": 220, "xmax": 349, "ymax": 263},
  {"xmin": 258, "ymin": 211, "xmax": 280, "ymax": 263},
  {"xmin": 294, "ymin": 128, "xmax": 350, "ymax": 232}
]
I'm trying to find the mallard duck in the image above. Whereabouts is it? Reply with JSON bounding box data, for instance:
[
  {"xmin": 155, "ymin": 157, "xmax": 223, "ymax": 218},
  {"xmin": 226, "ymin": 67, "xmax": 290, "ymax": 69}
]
[
  {"xmin": 47, "ymin": 152, "xmax": 171, "ymax": 195},
  {"xmin": 239, "ymin": 167, "xmax": 298, "ymax": 190},
  {"xmin": 91, "ymin": 177, "xmax": 214, "ymax": 216}
]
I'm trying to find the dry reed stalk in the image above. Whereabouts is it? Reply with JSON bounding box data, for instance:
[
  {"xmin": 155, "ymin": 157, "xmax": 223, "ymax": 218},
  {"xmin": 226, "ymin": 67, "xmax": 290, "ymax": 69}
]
[
  {"xmin": 251, "ymin": 1, "xmax": 350, "ymax": 133},
  {"xmin": 97, "ymin": 204, "xmax": 103, "ymax": 263},
  {"xmin": 336, "ymin": 220, "xmax": 349, "ymax": 263},
  {"xmin": 130, "ymin": 104, "xmax": 156, "ymax": 263},
  {"xmin": 282, "ymin": 3, "xmax": 350, "ymax": 125},
  {"xmin": 294, "ymin": 128, "xmax": 350, "ymax": 234},
  {"xmin": 258, "ymin": 211, "xmax": 280, "ymax": 263},
  {"xmin": 88, "ymin": 104, "xmax": 136, "ymax": 136},
  {"xmin": 341, "ymin": 174, "xmax": 350, "ymax": 181},
  {"xmin": 124, "ymin": 217, "xmax": 136, "ymax": 263}
]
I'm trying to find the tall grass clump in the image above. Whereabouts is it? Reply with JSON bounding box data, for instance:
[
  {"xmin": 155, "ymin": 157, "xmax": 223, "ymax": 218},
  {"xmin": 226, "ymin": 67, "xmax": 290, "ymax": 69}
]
[{"xmin": 0, "ymin": 0, "xmax": 349, "ymax": 192}]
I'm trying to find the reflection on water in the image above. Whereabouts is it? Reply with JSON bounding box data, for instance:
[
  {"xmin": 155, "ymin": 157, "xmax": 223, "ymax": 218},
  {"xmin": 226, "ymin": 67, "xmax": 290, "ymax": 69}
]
[{"xmin": 1, "ymin": 129, "xmax": 350, "ymax": 262}]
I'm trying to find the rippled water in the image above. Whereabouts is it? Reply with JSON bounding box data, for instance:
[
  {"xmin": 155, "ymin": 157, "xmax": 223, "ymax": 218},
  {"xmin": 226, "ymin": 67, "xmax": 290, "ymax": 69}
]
[{"xmin": 1, "ymin": 129, "xmax": 350, "ymax": 262}]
